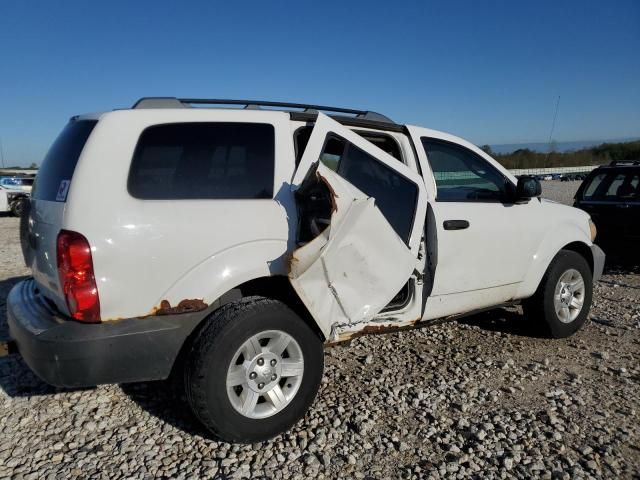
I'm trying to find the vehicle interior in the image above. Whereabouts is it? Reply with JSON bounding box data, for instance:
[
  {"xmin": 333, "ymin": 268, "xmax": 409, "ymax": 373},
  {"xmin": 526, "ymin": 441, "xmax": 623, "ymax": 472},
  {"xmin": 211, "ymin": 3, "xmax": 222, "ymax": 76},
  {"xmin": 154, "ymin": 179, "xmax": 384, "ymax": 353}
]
[
  {"xmin": 294, "ymin": 126, "xmax": 403, "ymax": 165},
  {"xmin": 293, "ymin": 132, "xmax": 413, "ymax": 312}
]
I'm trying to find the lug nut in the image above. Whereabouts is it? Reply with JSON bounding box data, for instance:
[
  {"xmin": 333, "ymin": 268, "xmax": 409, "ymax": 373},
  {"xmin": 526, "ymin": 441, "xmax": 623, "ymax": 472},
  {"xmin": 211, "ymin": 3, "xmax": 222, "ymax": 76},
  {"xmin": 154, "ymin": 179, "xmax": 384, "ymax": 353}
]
[
  {"xmin": 249, "ymin": 372, "xmax": 257, "ymax": 380},
  {"xmin": 271, "ymin": 374, "xmax": 277, "ymax": 381},
  {"xmin": 270, "ymin": 359, "xmax": 277, "ymax": 366},
  {"xmin": 258, "ymin": 382, "xmax": 265, "ymax": 390},
  {"xmin": 257, "ymin": 358, "xmax": 264, "ymax": 366}
]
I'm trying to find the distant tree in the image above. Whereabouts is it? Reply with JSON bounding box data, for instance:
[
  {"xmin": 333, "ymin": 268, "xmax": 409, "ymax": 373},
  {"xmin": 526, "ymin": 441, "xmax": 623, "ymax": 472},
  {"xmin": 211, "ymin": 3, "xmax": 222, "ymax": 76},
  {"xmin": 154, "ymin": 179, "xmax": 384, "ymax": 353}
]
[
  {"xmin": 480, "ymin": 145, "xmax": 493, "ymax": 155},
  {"xmin": 29, "ymin": 162, "xmax": 38, "ymax": 169},
  {"xmin": 493, "ymin": 140, "xmax": 640, "ymax": 170}
]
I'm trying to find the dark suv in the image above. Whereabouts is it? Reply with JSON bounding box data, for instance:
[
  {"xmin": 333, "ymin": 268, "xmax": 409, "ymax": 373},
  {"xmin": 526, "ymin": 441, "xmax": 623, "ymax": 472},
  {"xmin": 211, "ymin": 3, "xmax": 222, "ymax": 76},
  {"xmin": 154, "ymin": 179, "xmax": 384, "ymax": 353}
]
[{"xmin": 574, "ymin": 161, "xmax": 640, "ymax": 248}]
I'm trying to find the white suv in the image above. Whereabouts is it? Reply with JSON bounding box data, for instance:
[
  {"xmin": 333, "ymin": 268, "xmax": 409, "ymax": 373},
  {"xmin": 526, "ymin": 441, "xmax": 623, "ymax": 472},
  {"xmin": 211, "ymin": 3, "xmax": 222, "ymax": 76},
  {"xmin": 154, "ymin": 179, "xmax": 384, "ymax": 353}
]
[{"xmin": 8, "ymin": 97, "xmax": 604, "ymax": 442}]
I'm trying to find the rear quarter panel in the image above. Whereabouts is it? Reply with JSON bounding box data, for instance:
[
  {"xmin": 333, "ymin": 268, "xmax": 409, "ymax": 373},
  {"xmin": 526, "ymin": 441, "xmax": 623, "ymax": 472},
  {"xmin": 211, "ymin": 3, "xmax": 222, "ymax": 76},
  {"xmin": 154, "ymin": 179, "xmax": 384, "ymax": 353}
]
[{"xmin": 63, "ymin": 109, "xmax": 297, "ymax": 320}]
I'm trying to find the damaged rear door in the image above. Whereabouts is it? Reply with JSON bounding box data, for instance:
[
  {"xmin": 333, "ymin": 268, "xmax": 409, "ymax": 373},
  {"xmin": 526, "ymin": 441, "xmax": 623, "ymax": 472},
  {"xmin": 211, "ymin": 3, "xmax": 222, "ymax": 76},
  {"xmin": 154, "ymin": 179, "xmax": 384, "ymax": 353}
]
[{"xmin": 289, "ymin": 113, "xmax": 428, "ymax": 340}]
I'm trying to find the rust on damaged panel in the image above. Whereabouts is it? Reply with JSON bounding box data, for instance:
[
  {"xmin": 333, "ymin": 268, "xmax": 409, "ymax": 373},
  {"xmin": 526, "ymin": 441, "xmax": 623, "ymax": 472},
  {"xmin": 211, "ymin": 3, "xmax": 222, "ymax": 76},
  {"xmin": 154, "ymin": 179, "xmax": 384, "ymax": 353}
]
[
  {"xmin": 315, "ymin": 169, "xmax": 339, "ymax": 214},
  {"xmin": 287, "ymin": 167, "xmax": 339, "ymax": 274},
  {"xmin": 286, "ymin": 249, "xmax": 298, "ymax": 273},
  {"xmin": 326, "ymin": 318, "xmax": 422, "ymax": 345},
  {"xmin": 152, "ymin": 298, "xmax": 208, "ymax": 316}
]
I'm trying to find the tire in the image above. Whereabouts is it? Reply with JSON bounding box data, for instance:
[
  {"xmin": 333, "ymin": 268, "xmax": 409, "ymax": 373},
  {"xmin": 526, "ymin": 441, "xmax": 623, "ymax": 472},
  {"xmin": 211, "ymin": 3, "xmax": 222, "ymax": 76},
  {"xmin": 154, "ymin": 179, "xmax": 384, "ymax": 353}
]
[
  {"xmin": 523, "ymin": 250, "xmax": 593, "ymax": 338},
  {"xmin": 184, "ymin": 296, "xmax": 324, "ymax": 443},
  {"xmin": 10, "ymin": 198, "xmax": 26, "ymax": 217}
]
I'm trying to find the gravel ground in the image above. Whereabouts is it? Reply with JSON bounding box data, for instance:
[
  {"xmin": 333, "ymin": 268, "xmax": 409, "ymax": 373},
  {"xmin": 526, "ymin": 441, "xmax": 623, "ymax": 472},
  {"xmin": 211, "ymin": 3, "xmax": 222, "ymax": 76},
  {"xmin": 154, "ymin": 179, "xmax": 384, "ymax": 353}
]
[
  {"xmin": 541, "ymin": 180, "xmax": 582, "ymax": 206},
  {"xmin": 1, "ymin": 182, "xmax": 639, "ymax": 479}
]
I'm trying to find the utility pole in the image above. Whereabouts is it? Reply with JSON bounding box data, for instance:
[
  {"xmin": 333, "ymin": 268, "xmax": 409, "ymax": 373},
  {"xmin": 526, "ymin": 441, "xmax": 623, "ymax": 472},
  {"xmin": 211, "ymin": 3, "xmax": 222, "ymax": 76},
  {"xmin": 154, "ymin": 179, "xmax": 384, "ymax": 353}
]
[{"xmin": 545, "ymin": 96, "xmax": 561, "ymax": 168}]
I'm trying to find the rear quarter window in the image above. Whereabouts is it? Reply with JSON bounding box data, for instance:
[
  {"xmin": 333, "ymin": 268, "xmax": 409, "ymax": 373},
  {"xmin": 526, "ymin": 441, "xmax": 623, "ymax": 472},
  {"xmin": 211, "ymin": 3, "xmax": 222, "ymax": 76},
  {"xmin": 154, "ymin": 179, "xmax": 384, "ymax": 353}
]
[
  {"xmin": 32, "ymin": 120, "xmax": 97, "ymax": 201},
  {"xmin": 128, "ymin": 122, "xmax": 275, "ymax": 199}
]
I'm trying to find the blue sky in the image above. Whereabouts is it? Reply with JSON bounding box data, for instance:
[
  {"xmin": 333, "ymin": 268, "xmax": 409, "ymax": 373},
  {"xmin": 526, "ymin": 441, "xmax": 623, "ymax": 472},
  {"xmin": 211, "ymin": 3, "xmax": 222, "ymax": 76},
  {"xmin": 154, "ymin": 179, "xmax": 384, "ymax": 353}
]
[{"xmin": 0, "ymin": 0, "xmax": 638, "ymax": 166}]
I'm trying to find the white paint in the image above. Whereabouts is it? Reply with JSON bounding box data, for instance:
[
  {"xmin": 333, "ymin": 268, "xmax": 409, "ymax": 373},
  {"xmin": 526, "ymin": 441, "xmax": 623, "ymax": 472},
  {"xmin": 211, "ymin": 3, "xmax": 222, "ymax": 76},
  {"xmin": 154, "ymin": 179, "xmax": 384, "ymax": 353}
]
[
  {"xmin": 24, "ymin": 107, "xmax": 597, "ymax": 338},
  {"xmin": 0, "ymin": 187, "xmax": 27, "ymax": 212},
  {"xmin": 292, "ymin": 114, "xmax": 428, "ymax": 255},
  {"xmin": 289, "ymin": 165, "xmax": 419, "ymax": 339},
  {"xmin": 0, "ymin": 190, "xmax": 7, "ymax": 212},
  {"xmin": 406, "ymin": 125, "xmax": 595, "ymax": 319}
]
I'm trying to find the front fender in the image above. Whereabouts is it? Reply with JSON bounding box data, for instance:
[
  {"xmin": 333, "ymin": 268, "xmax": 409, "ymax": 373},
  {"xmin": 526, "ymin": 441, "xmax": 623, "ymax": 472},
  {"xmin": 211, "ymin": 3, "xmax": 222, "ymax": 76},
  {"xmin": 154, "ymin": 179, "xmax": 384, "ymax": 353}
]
[
  {"xmin": 516, "ymin": 222, "xmax": 592, "ymax": 299},
  {"xmin": 158, "ymin": 239, "xmax": 290, "ymax": 310}
]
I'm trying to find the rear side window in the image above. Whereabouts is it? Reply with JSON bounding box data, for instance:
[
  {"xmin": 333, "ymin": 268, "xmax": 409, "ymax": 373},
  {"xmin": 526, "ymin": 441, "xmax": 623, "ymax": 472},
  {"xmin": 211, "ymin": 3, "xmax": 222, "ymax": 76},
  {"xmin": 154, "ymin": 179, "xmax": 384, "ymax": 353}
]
[
  {"xmin": 32, "ymin": 120, "xmax": 97, "ymax": 201},
  {"xmin": 582, "ymin": 171, "xmax": 640, "ymax": 201},
  {"xmin": 582, "ymin": 173, "xmax": 606, "ymax": 199},
  {"xmin": 128, "ymin": 123, "xmax": 275, "ymax": 200},
  {"xmin": 317, "ymin": 135, "xmax": 418, "ymax": 243}
]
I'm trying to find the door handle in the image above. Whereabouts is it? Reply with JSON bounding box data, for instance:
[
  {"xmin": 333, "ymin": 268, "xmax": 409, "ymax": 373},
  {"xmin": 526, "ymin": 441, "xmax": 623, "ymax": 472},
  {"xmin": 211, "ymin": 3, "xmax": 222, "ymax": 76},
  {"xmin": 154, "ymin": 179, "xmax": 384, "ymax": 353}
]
[{"xmin": 443, "ymin": 220, "xmax": 470, "ymax": 230}]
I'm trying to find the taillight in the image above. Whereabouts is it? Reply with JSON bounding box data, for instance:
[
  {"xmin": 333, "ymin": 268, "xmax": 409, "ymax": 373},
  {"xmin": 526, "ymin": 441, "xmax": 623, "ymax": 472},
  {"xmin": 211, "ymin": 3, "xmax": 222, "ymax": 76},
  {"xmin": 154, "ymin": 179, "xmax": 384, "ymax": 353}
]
[{"xmin": 57, "ymin": 230, "xmax": 101, "ymax": 323}]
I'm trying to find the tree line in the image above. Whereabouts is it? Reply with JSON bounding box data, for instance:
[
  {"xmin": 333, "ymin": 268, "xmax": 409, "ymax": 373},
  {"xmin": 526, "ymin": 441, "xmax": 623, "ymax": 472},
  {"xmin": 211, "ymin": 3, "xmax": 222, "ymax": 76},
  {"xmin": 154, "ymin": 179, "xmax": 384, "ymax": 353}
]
[{"xmin": 480, "ymin": 140, "xmax": 640, "ymax": 170}]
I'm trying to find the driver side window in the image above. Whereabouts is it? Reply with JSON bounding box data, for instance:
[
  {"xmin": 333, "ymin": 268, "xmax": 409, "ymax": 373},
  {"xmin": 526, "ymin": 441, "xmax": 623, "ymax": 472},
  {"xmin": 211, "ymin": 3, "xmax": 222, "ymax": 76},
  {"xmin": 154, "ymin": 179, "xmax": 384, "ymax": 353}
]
[{"xmin": 421, "ymin": 138, "xmax": 508, "ymax": 202}]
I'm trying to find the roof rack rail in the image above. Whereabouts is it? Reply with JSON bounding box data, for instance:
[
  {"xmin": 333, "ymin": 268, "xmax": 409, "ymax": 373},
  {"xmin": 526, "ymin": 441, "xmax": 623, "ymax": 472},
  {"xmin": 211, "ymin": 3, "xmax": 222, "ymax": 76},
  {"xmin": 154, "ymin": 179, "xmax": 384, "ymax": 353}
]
[
  {"xmin": 609, "ymin": 160, "xmax": 640, "ymax": 166},
  {"xmin": 132, "ymin": 97, "xmax": 396, "ymax": 124}
]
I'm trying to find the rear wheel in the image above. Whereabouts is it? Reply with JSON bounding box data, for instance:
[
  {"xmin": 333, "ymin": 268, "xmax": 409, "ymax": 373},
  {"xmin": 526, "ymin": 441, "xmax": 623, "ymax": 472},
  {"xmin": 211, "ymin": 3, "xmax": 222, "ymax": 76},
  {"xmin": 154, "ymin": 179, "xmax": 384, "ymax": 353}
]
[
  {"xmin": 10, "ymin": 198, "xmax": 26, "ymax": 217},
  {"xmin": 523, "ymin": 250, "xmax": 593, "ymax": 338},
  {"xmin": 184, "ymin": 296, "xmax": 324, "ymax": 443}
]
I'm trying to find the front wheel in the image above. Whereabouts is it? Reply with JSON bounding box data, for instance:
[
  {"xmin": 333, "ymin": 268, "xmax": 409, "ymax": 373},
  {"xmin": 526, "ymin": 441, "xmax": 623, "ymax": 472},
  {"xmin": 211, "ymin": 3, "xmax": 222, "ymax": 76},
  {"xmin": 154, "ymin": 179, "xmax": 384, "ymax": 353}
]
[
  {"xmin": 523, "ymin": 250, "xmax": 593, "ymax": 338},
  {"xmin": 184, "ymin": 296, "xmax": 324, "ymax": 443}
]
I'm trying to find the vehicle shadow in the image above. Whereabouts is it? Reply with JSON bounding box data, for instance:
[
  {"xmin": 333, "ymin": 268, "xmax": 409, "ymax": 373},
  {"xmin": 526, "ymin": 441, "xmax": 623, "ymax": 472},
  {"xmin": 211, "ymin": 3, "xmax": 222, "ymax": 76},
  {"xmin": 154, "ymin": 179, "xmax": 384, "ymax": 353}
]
[
  {"xmin": 0, "ymin": 275, "xmax": 64, "ymax": 397},
  {"xmin": 0, "ymin": 276, "xmax": 201, "ymax": 433},
  {"xmin": 456, "ymin": 307, "xmax": 548, "ymax": 338},
  {"xmin": 602, "ymin": 252, "xmax": 640, "ymax": 276},
  {"xmin": 0, "ymin": 275, "xmax": 242, "ymax": 439},
  {"xmin": 119, "ymin": 379, "xmax": 212, "ymax": 438}
]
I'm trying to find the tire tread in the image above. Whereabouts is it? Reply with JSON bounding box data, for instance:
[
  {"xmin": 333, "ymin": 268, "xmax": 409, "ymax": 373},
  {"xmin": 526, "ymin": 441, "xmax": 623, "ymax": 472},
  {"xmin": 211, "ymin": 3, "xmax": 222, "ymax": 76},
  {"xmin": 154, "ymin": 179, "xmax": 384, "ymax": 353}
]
[{"xmin": 184, "ymin": 296, "xmax": 322, "ymax": 442}]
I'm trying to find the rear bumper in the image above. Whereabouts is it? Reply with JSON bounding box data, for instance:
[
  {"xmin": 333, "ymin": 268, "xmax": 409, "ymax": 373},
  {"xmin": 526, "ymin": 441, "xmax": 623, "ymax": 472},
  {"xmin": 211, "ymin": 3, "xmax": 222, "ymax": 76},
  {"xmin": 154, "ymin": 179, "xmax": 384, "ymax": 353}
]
[
  {"xmin": 591, "ymin": 244, "xmax": 605, "ymax": 283},
  {"xmin": 7, "ymin": 279, "xmax": 206, "ymax": 388}
]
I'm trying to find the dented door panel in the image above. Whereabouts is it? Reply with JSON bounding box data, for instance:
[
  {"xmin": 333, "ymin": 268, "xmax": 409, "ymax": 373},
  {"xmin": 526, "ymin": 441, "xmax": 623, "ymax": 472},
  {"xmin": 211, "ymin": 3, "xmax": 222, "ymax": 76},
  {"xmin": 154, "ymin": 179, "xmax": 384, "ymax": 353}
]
[
  {"xmin": 289, "ymin": 114, "xmax": 428, "ymax": 340},
  {"xmin": 290, "ymin": 165, "xmax": 418, "ymax": 338},
  {"xmin": 292, "ymin": 113, "xmax": 428, "ymax": 255}
]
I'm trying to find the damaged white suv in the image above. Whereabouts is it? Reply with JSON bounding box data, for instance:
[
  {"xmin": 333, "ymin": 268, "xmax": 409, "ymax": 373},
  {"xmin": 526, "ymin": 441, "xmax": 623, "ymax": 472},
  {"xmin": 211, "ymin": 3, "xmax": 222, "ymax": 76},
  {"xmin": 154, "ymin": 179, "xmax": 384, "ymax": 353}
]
[{"xmin": 8, "ymin": 98, "xmax": 604, "ymax": 442}]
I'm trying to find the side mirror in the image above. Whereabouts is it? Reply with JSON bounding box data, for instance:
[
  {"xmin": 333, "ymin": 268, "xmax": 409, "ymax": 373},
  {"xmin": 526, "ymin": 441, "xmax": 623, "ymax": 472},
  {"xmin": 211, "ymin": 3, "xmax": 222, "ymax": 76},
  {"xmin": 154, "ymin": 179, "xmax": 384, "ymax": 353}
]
[{"xmin": 516, "ymin": 176, "xmax": 542, "ymax": 201}]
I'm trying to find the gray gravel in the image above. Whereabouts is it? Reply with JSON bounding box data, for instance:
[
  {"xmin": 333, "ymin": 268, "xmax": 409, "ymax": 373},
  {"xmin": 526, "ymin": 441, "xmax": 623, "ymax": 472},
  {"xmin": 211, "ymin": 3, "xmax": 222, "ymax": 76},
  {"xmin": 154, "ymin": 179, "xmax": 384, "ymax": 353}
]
[
  {"xmin": 1, "ymin": 183, "xmax": 639, "ymax": 479},
  {"xmin": 541, "ymin": 180, "xmax": 581, "ymax": 205}
]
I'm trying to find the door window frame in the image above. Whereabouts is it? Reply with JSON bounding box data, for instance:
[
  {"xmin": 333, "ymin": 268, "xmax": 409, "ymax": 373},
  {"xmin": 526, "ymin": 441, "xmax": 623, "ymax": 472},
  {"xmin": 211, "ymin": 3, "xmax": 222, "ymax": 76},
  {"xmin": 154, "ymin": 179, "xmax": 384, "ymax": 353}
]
[
  {"xmin": 293, "ymin": 113, "xmax": 428, "ymax": 256},
  {"xmin": 315, "ymin": 132, "xmax": 419, "ymax": 244},
  {"xmin": 421, "ymin": 137, "xmax": 516, "ymax": 204}
]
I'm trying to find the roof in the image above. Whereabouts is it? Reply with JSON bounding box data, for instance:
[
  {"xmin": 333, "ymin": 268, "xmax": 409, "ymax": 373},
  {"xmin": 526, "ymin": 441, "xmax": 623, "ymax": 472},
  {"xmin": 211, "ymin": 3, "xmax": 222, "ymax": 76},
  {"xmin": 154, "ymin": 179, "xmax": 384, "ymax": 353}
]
[
  {"xmin": 131, "ymin": 97, "xmax": 406, "ymax": 133},
  {"xmin": 607, "ymin": 160, "xmax": 640, "ymax": 167}
]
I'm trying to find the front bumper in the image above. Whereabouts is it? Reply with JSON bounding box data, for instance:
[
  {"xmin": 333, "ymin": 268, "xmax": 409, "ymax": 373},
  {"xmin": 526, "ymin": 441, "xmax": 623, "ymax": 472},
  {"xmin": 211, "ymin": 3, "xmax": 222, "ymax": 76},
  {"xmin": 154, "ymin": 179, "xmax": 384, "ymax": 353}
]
[
  {"xmin": 7, "ymin": 279, "xmax": 205, "ymax": 388},
  {"xmin": 591, "ymin": 244, "xmax": 605, "ymax": 283}
]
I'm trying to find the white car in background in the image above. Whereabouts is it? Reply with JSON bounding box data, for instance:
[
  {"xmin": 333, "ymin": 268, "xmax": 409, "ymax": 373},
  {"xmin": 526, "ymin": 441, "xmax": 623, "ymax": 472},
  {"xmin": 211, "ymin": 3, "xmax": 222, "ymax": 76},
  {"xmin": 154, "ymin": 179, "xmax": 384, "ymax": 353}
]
[
  {"xmin": 7, "ymin": 98, "xmax": 604, "ymax": 442},
  {"xmin": 0, "ymin": 177, "xmax": 31, "ymax": 216},
  {"xmin": 0, "ymin": 176, "xmax": 34, "ymax": 193}
]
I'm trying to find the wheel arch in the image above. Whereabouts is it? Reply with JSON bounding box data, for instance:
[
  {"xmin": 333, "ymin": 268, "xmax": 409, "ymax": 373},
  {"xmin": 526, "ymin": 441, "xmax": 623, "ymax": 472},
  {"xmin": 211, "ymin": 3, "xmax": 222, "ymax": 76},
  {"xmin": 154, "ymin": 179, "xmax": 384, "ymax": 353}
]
[
  {"xmin": 516, "ymin": 223, "xmax": 594, "ymax": 300},
  {"xmin": 167, "ymin": 275, "xmax": 325, "ymax": 384},
  {"xmin": 561, "ymin": 241, "xmax": 594, "ymax": 274}
]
